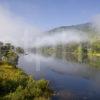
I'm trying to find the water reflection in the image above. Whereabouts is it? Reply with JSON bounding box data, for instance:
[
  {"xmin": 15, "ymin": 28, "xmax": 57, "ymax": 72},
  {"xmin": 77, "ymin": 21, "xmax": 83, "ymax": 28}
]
[{"xmin": 18, "ymin": 54, "xmax": 100, "ymax": 100}]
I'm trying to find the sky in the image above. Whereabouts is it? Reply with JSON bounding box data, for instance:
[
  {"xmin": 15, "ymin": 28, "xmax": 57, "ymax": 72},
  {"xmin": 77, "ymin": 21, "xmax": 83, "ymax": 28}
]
[
  {"xmin": 0, "ymin": 0, "xmax": 100, "ymax": 30},
  {"xmin": 0, "ymin": 0, "xmax": 100, "ymax": 48}
]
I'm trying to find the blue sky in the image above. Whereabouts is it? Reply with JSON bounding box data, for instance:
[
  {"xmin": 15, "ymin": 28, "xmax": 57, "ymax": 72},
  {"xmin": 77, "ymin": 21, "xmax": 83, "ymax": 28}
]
[{"xmin": 0, "ymin": 0, "xmax": 100, "ymax": 30}]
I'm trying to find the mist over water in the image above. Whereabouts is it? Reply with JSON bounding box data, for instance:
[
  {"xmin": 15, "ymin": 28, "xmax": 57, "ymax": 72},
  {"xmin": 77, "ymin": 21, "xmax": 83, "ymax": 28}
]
[
  {"xmin": 0, "ymin": 4, "xmax": 100, "ymax": 100},
  {"xmin": 18, "ymin": 54, "xmax": 100, "ymax": 100}
]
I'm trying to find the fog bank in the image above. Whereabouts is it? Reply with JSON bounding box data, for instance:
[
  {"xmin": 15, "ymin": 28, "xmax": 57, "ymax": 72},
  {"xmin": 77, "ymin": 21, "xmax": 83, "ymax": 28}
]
[{"xmin": 0, "ymin": 6, "xmax": 99, "ymax": 48}]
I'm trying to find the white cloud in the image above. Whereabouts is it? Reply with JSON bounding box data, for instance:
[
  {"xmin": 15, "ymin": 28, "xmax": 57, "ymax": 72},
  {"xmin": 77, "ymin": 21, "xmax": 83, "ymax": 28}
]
[
  {"xmin": 33, "ymin": 30, "xmax": 88, "ymax": 47},
  {"xmin": 0, "ymin": 6, "xmax": 99, "ymax": 49},
  {"xmin": 0, "ymin": 6, "xmax": 41, "ymax": 48},
  {"xmin": 91, "ymin": 14, "xmax": 100, "ymax": 33}
]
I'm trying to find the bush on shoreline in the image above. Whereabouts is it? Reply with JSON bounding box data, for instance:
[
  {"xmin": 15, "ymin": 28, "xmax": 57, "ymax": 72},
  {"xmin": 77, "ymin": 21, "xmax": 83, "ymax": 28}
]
[{"xmin": 0, "ymin": 64, "xmax": 53, "ymax": 100}]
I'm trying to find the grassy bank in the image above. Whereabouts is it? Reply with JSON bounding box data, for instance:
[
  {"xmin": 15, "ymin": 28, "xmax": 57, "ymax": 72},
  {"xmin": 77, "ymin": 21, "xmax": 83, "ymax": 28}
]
[{"xmin": 0, "ymin": 64, "xmax": 53, "ymax": 100}]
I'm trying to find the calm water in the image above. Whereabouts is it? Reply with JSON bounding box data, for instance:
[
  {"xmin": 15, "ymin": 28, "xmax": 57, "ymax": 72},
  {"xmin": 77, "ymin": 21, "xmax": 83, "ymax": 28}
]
[{"xmin": 18, "ymin": 54, "xmax": 100, "ymax": 100}]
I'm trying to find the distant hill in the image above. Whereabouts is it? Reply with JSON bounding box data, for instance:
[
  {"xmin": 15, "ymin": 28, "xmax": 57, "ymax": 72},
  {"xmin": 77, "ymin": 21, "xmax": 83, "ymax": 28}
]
[
  {"xmin": 48, "ymin": 23, "xmax": 92, "ymax": 32},
  {"xmin": 47, "ymin": 23, "xmax": 98, "ymax": 38}
]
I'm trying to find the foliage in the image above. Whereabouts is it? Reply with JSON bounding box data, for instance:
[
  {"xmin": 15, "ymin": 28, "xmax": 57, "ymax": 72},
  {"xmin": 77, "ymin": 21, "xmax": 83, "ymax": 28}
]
[
  {"xmin": 0, "ymin": 42, "xmax": 25, "ymax": 66},
  {"xmin": 38, "ymin": 39, "xmax": 100, "ymax": 67},
  {"xmin": 16, "ymin": 47, "xmax": 24, "ymax": 54},
  {"xmin": 0, "ymin": 42, "xmax": 52, "ymax": 100},
  {"xmin": 91, "ymin": 39, "xmax": 100, "ymax": 53},
  {"xmin": 0, "ymin": 64, "xmax": 53, "ymax": 100}
]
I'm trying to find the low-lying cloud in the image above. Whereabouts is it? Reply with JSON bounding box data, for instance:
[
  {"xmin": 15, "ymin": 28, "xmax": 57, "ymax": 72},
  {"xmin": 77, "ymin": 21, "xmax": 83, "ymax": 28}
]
[
  {"xmin": 0, "ymin": 6, "xmax": 99, "ymax": 48},
  {"xmin": 92, "ymin": 14, "xmax": 100, "ymax": 34},
  {"xmin": 33, "ymin": 30, "xmax": 88, "ymax": 47},
  {"xmin": 0, "ymin": 6, "xmax": 42, "ymax": 48}
]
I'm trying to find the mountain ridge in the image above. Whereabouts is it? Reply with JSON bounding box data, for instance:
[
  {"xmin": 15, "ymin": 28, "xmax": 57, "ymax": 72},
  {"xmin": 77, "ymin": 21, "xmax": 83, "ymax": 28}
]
[{"xmin": 48, "ymin": 23, "xmax": 92, "ymax": 33}]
